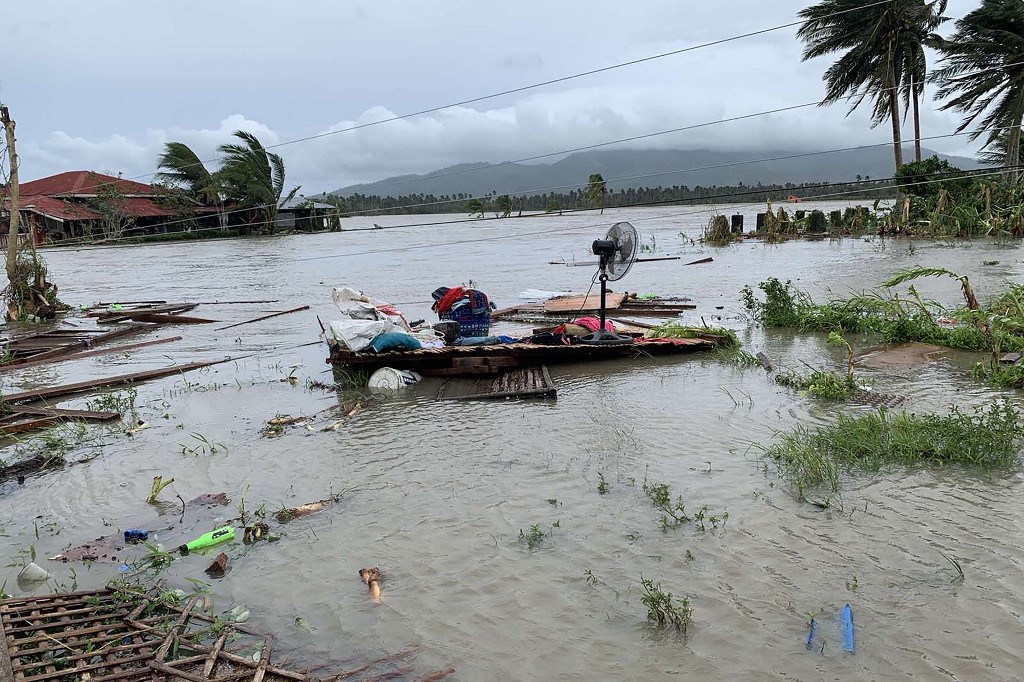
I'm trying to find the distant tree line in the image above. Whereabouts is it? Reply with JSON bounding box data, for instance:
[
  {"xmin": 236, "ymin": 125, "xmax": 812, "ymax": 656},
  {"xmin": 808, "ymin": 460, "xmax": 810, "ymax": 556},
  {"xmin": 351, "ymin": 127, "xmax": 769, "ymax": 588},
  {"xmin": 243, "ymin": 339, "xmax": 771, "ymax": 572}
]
[{"xmin": 321, "ymin": 179, "xmax": 897, "ymax": 217}]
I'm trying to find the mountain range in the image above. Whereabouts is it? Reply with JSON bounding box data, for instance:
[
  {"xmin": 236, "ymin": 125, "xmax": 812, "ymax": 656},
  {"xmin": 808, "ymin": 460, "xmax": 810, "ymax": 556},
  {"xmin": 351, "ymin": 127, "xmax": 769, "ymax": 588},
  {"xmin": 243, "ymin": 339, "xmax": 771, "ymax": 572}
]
[{"xmin": 328, "ymin": 147, "xmax": 981, "ymax": 198}]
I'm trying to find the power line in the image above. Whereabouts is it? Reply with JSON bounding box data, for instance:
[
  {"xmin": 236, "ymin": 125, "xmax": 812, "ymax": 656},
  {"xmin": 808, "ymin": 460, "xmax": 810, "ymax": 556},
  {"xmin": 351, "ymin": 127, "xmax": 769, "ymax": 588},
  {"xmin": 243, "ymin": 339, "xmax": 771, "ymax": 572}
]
[
  {"xmin": 34, "ymin": 56, "xmax": 1024, "ymax": 242},
  {"xmin": 17, "ymin": 0, "xmax": 898, "ymax": 199},
  {"xmin": 53, "ymin": 163, "xmax": 1018, "ymax": 259},
  {"xmin": 45, "ymin": 119, "xmax": 1011, "ymax": 248}
]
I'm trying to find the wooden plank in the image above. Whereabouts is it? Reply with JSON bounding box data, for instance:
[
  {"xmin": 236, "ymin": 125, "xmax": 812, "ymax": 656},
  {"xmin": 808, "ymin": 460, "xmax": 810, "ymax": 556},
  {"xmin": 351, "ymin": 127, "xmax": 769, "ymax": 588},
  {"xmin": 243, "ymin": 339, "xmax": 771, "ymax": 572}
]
[
  {"xmin": 7, "ymin": 406, "xmax": 120, "ymax": 421},
  {"xmin": 0, "ymin": 336, "xmax": 182, "ymax": 375},
  {"xmin": 0, "ymin": 416, "xmax": 62, "ymax": 436},
  {"xmin": 544, "ymin": 293, "xmax": 628, "ymax": 313},
  {"xmin": 99, "ymin": 313, "xmax": 215, "ymax": 325},
  {"xmin": 1, "ymin": 357, "xmax": 241, "ymax": 404},
  {"xmin": 215, "ymin": 305, "xmax": 310, "ymax": 331},
  {"xmin": 0, "ymin": 611, "xmax": 15, "ymax": 682},
  {"xmin": 92, "ymin": 303, "xmax": 198, "ymax": 318},
  {"xmin": 441, "ymin": 366, "xmax": 557, "ymax": 400}
]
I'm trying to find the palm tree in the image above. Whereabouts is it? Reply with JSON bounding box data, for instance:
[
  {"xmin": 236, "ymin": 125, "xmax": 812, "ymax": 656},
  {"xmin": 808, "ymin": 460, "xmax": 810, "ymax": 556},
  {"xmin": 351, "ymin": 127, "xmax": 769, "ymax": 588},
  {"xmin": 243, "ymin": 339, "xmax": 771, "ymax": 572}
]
[
  {"xmin": 217, "ymin": 131, "xmax": 300, "ymax": 233},
  {"xmin": 798, "ymin": 0, "xmax": 945, "ymax": 172},
  {"xmin": 978, "ymin": 130, "xmax": 1022, "ymax": 167},
  {"xmin": 586, "ymin": 173, "xmax": 607, "ymax": 213},
  {"xmin": 155, "ymin": 142, "xmax": 220, "ymax": 205},
  {"xmin": 933, "ymin": 0, "xmax": 1024, "ymax": 181}
]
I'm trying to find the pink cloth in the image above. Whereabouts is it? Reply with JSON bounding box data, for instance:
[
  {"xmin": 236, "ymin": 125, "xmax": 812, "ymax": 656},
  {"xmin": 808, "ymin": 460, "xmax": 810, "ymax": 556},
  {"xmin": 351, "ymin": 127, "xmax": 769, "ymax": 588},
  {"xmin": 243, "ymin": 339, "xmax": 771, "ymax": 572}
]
[{"xmin": 572, "ymin": 316, "xmax": 614, "ymax": 332}]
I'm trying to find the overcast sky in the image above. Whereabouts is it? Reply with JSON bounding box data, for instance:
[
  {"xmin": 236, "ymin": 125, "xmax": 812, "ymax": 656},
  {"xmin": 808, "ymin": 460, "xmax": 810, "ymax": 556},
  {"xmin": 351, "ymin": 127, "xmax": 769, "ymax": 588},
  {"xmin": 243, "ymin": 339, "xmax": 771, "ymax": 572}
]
[{"xmin": 3, "ymin": 0, "xmax": 981, "ymax": 193}]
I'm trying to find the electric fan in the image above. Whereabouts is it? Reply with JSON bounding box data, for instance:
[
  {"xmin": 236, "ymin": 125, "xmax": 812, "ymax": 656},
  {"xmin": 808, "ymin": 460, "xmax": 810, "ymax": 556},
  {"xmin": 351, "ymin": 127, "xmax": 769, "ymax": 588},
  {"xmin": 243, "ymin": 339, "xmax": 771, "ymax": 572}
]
[{"xmin": 580, "ymin": 222, "xmax": 638, "ymax": 345}]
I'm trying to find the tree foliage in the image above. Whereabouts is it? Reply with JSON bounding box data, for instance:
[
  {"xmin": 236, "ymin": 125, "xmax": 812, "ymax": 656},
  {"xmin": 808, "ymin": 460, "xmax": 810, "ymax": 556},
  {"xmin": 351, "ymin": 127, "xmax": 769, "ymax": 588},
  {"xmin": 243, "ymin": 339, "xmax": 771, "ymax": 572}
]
[
  {"xmin": 798, "ymin": 0, "xmax": 948, "ymax": 170},
  {"xmin": 933, "ymin": 0, "xmax": 1024, "ymax": 175}
]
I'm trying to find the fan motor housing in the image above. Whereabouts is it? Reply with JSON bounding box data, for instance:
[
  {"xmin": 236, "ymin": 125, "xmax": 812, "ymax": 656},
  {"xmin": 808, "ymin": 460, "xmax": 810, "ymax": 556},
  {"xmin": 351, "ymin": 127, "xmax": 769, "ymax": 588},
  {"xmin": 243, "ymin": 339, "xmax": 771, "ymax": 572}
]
[{"xmin": 592, "ymin": 239, "xmax": 616, "ymax": 257}]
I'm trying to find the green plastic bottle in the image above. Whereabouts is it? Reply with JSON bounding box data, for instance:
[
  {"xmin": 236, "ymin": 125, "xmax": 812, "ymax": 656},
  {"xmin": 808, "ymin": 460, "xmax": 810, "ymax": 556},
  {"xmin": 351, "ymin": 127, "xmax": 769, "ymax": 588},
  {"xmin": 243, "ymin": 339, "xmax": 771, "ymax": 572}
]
[{"xmin": 178, "ymin": 526, "xmax": 234, "ymax": 555}]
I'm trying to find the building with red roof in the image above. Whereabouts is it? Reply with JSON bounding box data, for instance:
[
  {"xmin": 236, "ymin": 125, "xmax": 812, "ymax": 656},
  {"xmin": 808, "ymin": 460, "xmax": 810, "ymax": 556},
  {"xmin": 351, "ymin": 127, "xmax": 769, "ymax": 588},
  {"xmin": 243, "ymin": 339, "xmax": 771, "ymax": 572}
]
[{"xmin": 2, "ymin": 170, "xmax": 217, "ymax": 244}]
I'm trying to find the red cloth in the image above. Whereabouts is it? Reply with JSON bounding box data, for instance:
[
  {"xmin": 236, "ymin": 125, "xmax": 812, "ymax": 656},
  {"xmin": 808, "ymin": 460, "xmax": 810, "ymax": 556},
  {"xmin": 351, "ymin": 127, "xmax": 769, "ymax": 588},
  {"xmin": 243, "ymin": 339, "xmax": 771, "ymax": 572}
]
[
  {"xmin": 572, "ymin": 316, "xmax": 614, "ymax": 332},
  {"xmin": 433, "ymin": 286, "xmax": 467, "ymax": 314}
]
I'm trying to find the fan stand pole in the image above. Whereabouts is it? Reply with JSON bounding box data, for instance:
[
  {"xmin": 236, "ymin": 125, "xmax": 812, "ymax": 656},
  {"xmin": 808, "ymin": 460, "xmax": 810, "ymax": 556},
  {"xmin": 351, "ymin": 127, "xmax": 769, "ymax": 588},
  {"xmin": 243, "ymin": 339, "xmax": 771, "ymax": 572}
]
[{"xmin": 598, "ymin": 266, "xmax": 609, "ymax": 333}]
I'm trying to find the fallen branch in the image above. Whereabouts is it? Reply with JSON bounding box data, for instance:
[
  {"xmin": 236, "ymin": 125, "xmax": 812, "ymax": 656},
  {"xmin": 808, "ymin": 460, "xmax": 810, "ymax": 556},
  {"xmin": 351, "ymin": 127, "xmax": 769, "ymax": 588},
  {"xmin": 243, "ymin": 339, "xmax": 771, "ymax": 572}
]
[{"xmin": 216, "ymin": 305, "xmax": 310, "ymax": 331}]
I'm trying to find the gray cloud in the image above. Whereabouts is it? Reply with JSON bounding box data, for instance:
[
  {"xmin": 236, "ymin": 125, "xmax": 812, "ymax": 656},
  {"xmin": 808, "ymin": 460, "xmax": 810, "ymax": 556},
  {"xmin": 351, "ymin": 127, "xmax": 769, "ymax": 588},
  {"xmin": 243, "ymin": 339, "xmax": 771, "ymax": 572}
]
[{"xmin": 2, "ymin": 0, "xmax": 987, "ymax": 192}]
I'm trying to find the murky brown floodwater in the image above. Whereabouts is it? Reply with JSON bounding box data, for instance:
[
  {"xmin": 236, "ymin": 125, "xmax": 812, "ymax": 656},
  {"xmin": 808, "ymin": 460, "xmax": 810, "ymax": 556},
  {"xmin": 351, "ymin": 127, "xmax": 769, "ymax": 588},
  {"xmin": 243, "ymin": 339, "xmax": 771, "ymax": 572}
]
[{"xmin": 2, "ymin": 202, "xmax": 1024, "ymax": 680}]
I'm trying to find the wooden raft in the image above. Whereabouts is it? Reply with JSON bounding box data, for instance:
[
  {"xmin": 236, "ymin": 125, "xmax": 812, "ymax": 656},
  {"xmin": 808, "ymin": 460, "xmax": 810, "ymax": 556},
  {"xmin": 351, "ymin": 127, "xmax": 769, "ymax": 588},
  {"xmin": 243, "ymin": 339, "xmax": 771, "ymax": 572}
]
[
  {"xmin": 0, "ymin": 588, "xmax": 446, "ymax": 681},
  {"xmin": 329, "ymin": 336, "xmax": 714, "ymax": 377},
  {"xmin": 491, "ymin": 292, "xmax": 696, "ymax": 323},
  {"xmin": 437, "ymin": 366, "xmax": 557, "ymax": 400}
]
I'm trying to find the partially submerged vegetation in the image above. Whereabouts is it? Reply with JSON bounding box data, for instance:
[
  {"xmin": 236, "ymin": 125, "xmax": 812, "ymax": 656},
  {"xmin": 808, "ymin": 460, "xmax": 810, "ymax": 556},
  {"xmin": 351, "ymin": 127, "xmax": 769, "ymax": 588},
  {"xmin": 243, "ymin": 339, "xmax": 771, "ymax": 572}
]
[
  {"xmin": 763, "ymin": 401, "xmax": 1024, "ymax": 501},
  {"xmin": 742, "ymin": 267, "xmax": 1024, "ymax": 387},
  {"xmin": 640, "ymin": 575, "xmax": 693, "ymax": 633}
]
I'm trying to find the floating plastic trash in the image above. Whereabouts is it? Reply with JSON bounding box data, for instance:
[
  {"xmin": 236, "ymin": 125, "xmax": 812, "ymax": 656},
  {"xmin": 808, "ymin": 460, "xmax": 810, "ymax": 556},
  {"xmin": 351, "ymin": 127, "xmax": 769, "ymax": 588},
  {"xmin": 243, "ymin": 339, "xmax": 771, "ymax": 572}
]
[
  {"xmin": 806, "ymin": 617, "xmax": 817, "ymax": 650},
  {"xmin": 368, "ymin": 367, "xmax": 421, "ymax": 391},
  {"xmin": 840, "ymin": 604, "xmax": 854, "ymax": 653},
  {"xmin": 17, "ymin": 562, "xmax": 50, "ymax": 587},
  {"xmin": 178, "ymin": 526, "xmax": 234, "ymax": 555}
]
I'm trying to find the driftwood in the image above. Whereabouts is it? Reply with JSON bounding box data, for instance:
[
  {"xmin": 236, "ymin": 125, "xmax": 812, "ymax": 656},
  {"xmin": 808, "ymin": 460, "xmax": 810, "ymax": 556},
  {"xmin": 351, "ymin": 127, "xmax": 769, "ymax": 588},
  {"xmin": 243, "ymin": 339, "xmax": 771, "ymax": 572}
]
[
  {"xmin": 0, "ymin": 356, "xmax": 241, "ymax": 404},
  {"xmin": 274, "ymin": 499, "xmax": 331, "ymax": 523}
]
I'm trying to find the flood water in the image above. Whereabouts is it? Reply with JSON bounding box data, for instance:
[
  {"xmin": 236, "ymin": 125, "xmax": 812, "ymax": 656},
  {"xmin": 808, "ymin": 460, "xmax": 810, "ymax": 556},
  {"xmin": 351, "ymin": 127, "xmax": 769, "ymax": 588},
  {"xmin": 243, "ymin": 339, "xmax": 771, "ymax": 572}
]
[{"xmin": 3, "ymin": 202, "xmax": 1024, "ymax": 680}]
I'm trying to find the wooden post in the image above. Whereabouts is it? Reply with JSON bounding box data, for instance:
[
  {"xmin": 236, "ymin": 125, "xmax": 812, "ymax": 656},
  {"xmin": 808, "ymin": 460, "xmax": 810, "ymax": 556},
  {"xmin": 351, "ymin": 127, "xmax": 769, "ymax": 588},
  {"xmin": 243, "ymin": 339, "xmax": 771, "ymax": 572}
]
[{"xmin": 1, "ymin": 104, "xmax": 19, "ymax": 283}]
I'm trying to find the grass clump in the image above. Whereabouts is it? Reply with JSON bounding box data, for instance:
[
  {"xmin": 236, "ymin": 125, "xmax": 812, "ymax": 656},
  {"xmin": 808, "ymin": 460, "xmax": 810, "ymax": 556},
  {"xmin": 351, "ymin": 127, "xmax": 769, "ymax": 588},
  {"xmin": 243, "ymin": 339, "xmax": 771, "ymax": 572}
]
[
  {"xmin": 742, "ymin": 270, "xmax": 1024, "ymax": 370},
  {"xmin": 775, "ymin": 369, "xmax": 854, "ymax": 400},
  {"xmin": 763, "ymin": 401, "xmax": 1024, "ymax": 499},
  {"xmin": 640, "ymin": 575, "xmax": 693, "ymax": 633}
]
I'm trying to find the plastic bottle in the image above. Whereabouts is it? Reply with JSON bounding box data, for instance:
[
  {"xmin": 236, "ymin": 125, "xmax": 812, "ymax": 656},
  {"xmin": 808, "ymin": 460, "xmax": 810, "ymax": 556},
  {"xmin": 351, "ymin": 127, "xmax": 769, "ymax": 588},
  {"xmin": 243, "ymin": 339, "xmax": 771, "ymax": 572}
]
[
  {"xmin": 178, "ymin": 526, "xmax": 234, "ymax": 555},
  {"xmin": 124, "ymin": 529, "xmax": 149, "ymax": 544}
]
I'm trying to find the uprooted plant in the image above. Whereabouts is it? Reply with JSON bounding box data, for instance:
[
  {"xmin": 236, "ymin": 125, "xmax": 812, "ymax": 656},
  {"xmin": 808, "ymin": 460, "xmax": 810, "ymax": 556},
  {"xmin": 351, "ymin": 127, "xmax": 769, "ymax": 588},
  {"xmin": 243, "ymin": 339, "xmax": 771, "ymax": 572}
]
[
  {"xmin": 761, "ymin": 401, "xmax": 1024, "ymax": 502},
  {"xmin": 640, "ymin": 575, "xmax": 693, "ymax": 633}
]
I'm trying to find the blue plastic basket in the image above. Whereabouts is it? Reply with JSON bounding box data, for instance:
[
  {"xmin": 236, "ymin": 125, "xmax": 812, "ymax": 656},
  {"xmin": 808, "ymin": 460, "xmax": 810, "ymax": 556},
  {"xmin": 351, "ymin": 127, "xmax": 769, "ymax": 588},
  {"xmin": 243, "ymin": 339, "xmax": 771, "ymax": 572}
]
[{"xmin": 439, "ymin": 304, "xmax": 491, "ymax": 338}]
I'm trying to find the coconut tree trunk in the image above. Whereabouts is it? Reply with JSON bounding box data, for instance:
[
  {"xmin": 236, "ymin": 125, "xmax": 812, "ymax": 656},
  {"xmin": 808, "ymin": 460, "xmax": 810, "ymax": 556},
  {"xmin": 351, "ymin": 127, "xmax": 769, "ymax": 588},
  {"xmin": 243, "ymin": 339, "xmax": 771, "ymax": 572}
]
[
  {"xmin": 1008, "ymin": 90, "xmax": 1024, "ymax": 184},
  {"xmin": 1007, "ymin": 123, "xmax": 1021, "ymax": 184},
  {"xmin": 912, "ymin": 79, "xmax": 922, "ymax": 163},
  {"xmin": 1, "ymin": 105, "xmax": 19, "ymax": 283},
  {"xmin": 888, "ymin": 63, "xmax": 904, "ymax": 172}
]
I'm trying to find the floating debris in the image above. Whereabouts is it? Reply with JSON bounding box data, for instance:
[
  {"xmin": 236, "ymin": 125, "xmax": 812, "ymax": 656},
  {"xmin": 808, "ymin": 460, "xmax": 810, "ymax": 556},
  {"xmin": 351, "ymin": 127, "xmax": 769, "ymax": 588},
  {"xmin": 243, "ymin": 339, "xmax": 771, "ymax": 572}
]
[{"xmin": 359, "ymin": 567, "xmax": 383, "ymax": 603}]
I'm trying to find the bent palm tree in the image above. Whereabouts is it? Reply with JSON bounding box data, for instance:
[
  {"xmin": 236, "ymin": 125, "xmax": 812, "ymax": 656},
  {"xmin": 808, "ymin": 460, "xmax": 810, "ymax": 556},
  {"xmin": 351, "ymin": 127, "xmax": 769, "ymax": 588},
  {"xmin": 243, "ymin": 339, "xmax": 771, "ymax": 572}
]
[
  {"xmin": 933, "ymin": 0, "xmax": 1024, "ymax": 181},
  {"xmin": 978, "ymin": 130, "xmax": 1022, "ymax": 167},
  {"xmin": 217, "ymin": 131, "xmax": 300, "ymax": 233},
  {"xmin": 799, "ymin": 0, "xmax": 939, "ymax": 172},
  {"xmin": 156, "ymin": 142, "xmax": 225, "ymax": 226},
  {"xmin": 156, "ymin": 142, "xmax": 219, "ymax": 205}
]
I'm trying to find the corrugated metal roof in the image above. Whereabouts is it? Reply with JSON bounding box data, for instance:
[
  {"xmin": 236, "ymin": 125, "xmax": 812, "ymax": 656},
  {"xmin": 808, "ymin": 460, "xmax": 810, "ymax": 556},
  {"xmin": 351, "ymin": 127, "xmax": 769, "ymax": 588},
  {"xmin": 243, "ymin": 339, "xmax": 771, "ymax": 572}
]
[{"xmin": 17, "ymin": 171, "xmax": 161, "ymax": 198}]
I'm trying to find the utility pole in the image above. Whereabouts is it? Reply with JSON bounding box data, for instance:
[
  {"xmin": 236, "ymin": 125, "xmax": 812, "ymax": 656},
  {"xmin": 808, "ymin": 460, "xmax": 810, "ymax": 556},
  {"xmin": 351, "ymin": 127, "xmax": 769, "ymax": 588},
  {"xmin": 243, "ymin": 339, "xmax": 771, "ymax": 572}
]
[{"xmin": 1, "ymin": 104, "xmax": 20, "ymax": 283}]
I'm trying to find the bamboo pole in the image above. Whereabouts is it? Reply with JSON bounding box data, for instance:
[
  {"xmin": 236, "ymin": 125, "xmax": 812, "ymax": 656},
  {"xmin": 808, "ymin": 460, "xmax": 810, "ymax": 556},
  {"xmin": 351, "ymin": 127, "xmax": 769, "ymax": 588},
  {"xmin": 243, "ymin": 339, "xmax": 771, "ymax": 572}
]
[{"xmin": 1, "ymin": 104, "xmax": 20, "ymax": 282}]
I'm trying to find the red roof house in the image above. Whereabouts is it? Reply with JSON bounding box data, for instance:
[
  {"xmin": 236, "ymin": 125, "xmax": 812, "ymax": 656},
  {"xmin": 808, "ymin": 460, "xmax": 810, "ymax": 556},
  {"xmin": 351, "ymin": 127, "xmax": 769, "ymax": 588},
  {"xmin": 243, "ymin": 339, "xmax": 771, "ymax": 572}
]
[{"xmin": 2, "ymin": 171, "xmax": 213, "ymax": 244}]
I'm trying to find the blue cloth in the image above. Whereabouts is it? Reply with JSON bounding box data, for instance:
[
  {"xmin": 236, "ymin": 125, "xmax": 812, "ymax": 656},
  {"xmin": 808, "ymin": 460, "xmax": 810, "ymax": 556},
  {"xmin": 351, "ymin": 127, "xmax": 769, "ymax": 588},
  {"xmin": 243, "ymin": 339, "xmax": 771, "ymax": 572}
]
[
  {"xmin": 369, "ymin": 332, "xmax": 422, "ymax": 353},
  {"xmin": 454, "ymin": 335, "xmax": 518, "ymax": 346}
]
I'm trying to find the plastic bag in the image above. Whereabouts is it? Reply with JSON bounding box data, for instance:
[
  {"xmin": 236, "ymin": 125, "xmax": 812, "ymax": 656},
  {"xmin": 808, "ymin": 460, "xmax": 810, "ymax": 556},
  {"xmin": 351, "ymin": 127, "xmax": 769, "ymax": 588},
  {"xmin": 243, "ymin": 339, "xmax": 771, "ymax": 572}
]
[{"xmin": 329, "ymin": 319, "xmax": 398, "ymax": 352}]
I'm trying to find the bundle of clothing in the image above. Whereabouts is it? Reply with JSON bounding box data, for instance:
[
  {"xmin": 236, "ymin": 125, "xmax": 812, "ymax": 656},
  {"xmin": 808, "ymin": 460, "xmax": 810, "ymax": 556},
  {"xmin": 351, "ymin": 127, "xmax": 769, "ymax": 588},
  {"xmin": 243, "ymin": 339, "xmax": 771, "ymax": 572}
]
[
  {"xmin": 431, "ymin": 286, "xmax": 493, "ymax": 316},
  {"xmin": 328, "ymin": 286, "xmax": 445, "ymax": 353}
]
